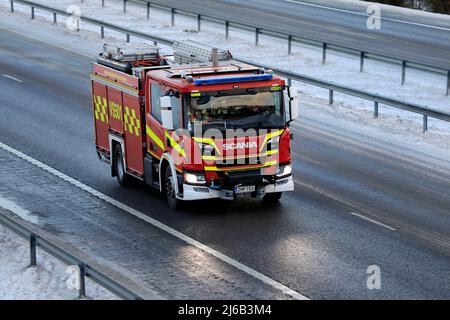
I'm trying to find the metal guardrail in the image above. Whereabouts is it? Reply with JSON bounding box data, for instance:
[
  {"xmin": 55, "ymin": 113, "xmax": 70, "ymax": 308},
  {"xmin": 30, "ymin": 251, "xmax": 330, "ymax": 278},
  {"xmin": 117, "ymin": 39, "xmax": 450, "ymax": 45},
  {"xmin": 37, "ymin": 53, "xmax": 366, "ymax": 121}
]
[
  {"xmin": 120, "ymin": 0, "xmax": 450, "ymax": 95},
  {"xmin": 7, "ymin": 0, "xmax": 450, "ymax": 133},
  {"xmin": 0, "ymin": 212, "xmax": 143, "ymax": 300}
]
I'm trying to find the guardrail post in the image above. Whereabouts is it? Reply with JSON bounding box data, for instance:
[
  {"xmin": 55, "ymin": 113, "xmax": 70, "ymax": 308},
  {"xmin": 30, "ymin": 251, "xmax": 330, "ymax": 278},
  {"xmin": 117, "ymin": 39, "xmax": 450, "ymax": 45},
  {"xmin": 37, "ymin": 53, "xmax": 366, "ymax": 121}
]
[
  {"xmin": 423, "ymin": 115, "xmax": 428, "ymax": 132},
  {"xmin": 322, "ymin": 43, "xmax": 327, "ymax": 64},
  {"xmin": 78, "ymin": 263, "xmax": 86, "ymax": 299},
  {"xmin": 255, "ymin": 28, "xmax": 260, "ymax": 46},
  {"xmin": 10, "ymin": 1, "xmax": 14, "ymax": 13},
  {"xmin": 171, "ymin": 8, "xmax": 175, "ymax": 27},
  {"xmin": 31, "ymin": 6, "xmax": 35, "ymax": 19},
  {"xmin": 76, "ymin": 17, "xmax": 80, "ymax": 31},
  {"xmin": 360, "ymin": 51, "xmax": 365, "ymax": 72},
  {"xmin": 53, "ymin": 12, "xmax": 57, "ymax": 24},
  {"xmin": 197, "ymin": 14, "xmax": 201, "ymax": 32},
  {"xmin": 146, "ymin": 2, "xmax": 150, "ymax": 20},
  {"xmin": 446, "ymin": 70, "xmax": 450, "ymax": 96},
  {"xmin": 100, "ymin": 26, "xmax": 104, "ymax": 39},
  {"xmin": 126, "ymin": 33, "xmax": 130, "ymax": 43},
  {"xmin": 123, "ymin": 0, "xmax": 126, "ymax": 13},
  {"xmin": 102, "ymin": 0, "xmax": 105, "ymax": 8},
  {"xmin": 374, "ymin": 101, "xmax": 379, "ymax": 118},
  {"xmin": 401, "ymin": 60, "xmax": 406, "ymax": 85},
  {"xmin": 225, "ymin": 21, "xmax": 229, "ymax": 39},
  {"xmin": 329, "ymin": 89, "xmax": 334, "ymax": 105},
  {"xmin": 288, "ymin": 35, "xmax": 292, "ymax": 55},
  {"xmin": 29, "ymin": 235, "xmax": 37, "ymax": 267}
]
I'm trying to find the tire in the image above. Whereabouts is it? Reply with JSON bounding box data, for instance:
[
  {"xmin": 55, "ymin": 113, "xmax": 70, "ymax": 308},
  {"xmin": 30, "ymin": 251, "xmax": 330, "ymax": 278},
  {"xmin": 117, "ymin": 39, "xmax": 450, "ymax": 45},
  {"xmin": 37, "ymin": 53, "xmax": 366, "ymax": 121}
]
[
  {"xmin": 114, "ymin": 144, "xmax": 131, "ymax": 186},
  {"xmin": 164, "ymin": 165, "xmax": 181, "ymax": 210},
  {"xmin": 263, "ymin": 192, "xmax": 282, "ymax": 203}
]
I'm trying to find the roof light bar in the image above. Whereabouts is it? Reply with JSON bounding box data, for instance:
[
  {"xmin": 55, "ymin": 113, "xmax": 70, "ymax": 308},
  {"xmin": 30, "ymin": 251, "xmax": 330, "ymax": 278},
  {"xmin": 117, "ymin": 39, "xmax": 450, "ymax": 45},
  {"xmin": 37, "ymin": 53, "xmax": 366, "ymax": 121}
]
[{"xmin": 193, "ymin": 74, "xmax": 273, "ymax": 86}]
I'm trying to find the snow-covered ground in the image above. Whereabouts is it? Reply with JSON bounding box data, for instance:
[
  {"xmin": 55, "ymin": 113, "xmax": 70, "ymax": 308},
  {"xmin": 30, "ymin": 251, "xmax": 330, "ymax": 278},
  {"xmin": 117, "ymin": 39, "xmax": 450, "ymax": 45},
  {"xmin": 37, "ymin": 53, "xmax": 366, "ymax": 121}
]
[
  {"xmin": 0, "ymin": 196, "xmax": 116, "ymax": 300},
  {"xmin": 0, "ymin": 223, "xmax": 117, "ymax": 300}
]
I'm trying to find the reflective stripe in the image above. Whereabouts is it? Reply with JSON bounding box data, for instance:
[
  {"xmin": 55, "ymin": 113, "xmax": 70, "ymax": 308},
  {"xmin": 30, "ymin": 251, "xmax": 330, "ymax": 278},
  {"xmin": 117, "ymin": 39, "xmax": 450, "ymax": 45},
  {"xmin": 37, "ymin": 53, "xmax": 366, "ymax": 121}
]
[
  {"xmin": 202, "ymin": 149, "xmax": 278, "ymax": 161},
  {"xmin": 146, "ymin": 127, "xmax": 165, "ymax": 150},
  {"xmin": 193, "ymin": 137, "xmax": 222, "ymax": 156},
  {"xmin": 124, "ymin": 106, "xmax": 141, "ymax": 137},
  {"xmin": 204, "ymin": 160, "xmax": 277, "ymax": 172},
  {"xmin": 165, "ymin": 132, "xmax": 186, "ymax": 158},
  {"xmin": 260, "ymin": 129, "xmax": 284, "ymax": 152},
  {"xmin": 94, "ymin": 95, "xmax": 109, "ymax": 124}
]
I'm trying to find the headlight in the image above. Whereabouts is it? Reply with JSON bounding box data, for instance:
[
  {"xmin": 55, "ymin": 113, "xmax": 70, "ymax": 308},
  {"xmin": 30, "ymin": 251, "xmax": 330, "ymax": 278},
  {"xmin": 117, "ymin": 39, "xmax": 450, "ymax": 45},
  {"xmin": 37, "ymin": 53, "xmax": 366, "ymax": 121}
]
[
  {"xmin": 276, "ymin": 164, "xmax": 292, "ymax": 177},
  {"xmin": 184, "ymin": 172, "xmax": 206, "ymax": 185}
]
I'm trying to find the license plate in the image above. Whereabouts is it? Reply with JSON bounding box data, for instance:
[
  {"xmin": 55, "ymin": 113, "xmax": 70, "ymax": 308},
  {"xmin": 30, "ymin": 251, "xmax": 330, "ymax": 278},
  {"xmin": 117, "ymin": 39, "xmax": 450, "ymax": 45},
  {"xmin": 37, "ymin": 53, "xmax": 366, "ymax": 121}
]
[{"xmin": 234, "ymin": 185, "xmax": 256, "ymax": 194}]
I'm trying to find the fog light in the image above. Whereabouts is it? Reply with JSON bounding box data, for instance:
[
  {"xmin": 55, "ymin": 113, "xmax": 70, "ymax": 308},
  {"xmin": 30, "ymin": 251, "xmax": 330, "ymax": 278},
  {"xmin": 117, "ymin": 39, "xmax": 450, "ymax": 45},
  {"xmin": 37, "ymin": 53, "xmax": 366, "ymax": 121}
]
[{"xmin": 276, "ymin": 164, "xmax": 292, "ymax": 178}]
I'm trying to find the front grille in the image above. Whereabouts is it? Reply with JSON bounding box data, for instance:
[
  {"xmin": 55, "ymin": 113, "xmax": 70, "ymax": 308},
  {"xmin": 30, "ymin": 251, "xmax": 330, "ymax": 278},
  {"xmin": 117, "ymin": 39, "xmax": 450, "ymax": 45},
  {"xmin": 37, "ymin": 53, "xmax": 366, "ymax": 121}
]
[{"xmin": 215, "ymin": 156, "xmax": 263, "ymax": 167}]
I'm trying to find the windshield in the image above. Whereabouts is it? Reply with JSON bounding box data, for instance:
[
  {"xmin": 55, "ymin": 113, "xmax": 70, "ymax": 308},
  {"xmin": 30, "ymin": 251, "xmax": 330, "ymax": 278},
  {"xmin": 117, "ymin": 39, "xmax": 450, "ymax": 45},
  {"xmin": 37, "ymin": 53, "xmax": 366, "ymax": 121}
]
[{"xmin": 186, "ymin": 90, "xmax": 284, "ymax": 131}]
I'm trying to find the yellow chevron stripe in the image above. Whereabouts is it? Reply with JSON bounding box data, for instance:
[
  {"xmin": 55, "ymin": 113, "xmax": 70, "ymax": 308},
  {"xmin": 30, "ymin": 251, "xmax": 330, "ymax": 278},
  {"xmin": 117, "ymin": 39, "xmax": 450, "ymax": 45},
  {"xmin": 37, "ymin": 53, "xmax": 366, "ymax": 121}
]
[
  {"xmin": 260, "ymin": 129, "xmax": 284, "ymax": 152},
  {"xmin": 165, "ymin": 132, "xmax": 186, "ymax": 158},
  {"xmin": 146, "ymin": 127, "xmax": 165, "ymax": 150}
]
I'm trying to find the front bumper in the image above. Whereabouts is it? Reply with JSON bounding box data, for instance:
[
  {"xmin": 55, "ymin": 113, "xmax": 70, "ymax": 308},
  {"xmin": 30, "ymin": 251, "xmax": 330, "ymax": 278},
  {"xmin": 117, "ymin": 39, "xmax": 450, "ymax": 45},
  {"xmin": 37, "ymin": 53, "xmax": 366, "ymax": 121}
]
[{"xmin": 181, "ymin": 175, "xmax": 294, "ymax": 201}]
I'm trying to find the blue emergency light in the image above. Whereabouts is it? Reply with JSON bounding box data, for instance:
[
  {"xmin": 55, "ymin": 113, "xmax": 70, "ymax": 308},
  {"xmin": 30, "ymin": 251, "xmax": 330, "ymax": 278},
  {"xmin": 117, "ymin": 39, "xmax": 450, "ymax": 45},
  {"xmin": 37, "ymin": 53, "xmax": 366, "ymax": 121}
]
[{"xmin": 193, "ymin": 74, "xmax": 273, "ymax": 86}]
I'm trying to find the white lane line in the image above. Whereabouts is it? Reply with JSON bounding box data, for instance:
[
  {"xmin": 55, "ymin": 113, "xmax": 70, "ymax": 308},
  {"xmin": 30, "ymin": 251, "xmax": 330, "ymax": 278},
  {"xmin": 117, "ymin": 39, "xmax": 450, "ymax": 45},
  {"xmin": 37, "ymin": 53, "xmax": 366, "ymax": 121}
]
[
  {"xmin": 285, "ymin": 0, "xmax": 450, "ymax": 31},
  {"xmin": 349, "ymin": 212, "xmax": 397, "ymax": 231},
  {"xmin": 0, "ymin": 141, "xmax": 309, "ymax": 300},
  {"xmin": 2, "ymin": 74, "xmax": 23, "ymax": 83},
  {"xmin": 295, "ymin": 180, "xmax": 396, "ymax": 232}
]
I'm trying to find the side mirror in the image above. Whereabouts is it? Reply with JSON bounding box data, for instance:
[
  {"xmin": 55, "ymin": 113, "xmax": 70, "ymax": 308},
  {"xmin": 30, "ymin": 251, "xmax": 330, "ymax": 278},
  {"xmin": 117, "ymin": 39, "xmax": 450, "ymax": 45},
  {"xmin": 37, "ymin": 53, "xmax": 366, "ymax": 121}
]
[
  {"xmin": 288, "ymin": 86, "xmax": 300, "ymax": 122},
  {"xmin": 160, "ymin": 96, "xmax": 174, "ymax": 130}
]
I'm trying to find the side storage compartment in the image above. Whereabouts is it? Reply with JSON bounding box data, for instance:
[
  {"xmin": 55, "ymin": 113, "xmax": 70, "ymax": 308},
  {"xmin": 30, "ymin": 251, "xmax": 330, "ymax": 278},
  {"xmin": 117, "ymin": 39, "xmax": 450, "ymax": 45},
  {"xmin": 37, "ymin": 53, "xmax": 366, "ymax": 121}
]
[
  {"xmin": 92, "ymin": 80, "xmax": 110, "ymax": 154},
  {"xmin": 122, "ymin": 93, "xmax": 145, "ymax": 176}
]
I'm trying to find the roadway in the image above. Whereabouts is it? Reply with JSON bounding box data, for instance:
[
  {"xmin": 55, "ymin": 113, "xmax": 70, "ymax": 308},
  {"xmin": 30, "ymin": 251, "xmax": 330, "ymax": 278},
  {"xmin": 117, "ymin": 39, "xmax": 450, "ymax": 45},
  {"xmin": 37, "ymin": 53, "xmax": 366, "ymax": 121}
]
[
  {"xmin": 0, "ymin": 26, "xmax": 450, "ymax": 299},
  {"xmin": 143, "ymin": 0, "xmax": 450, "ymax": 69}
]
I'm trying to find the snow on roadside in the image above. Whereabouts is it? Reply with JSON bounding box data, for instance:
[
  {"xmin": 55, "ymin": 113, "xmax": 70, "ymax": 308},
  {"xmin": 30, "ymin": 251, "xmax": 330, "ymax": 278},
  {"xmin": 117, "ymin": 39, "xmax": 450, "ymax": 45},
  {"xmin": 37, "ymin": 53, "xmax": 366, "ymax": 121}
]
[
  {"xmin": 0, "ymin": 223, "xmax": 118, "ymax": 300},
  {"xmin": 0, "ymin": 0, "xmax": 449, "ymax": 150}
]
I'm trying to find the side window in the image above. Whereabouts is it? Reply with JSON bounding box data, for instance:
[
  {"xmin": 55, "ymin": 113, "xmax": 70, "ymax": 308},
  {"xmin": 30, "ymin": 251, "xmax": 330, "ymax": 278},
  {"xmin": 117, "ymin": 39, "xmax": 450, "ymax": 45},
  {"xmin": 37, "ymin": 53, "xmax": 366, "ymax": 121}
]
[
  {"xmin": 150, "ymin": 84, "xmax": 162, "ymax": 122},
  {"xmin": 171, "ymin": 95, "xmax": 181, "ymax": 129}
]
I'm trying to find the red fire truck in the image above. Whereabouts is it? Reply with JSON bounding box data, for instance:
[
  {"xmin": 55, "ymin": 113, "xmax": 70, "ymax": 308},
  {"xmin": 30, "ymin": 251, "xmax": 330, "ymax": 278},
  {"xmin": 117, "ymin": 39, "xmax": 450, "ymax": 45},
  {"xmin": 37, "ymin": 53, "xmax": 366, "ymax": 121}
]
[{"xmin": 91, "ymin": 42, "xmax": 299, "ymax": 209}]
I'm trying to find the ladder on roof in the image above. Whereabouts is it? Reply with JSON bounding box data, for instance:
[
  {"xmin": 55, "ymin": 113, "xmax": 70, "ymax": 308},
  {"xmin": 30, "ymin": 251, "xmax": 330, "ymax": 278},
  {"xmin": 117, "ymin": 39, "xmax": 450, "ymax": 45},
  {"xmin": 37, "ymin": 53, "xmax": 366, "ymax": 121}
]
[
  {"xmin": 172, "ymin": 40, "xmax": 233, "ymax": 64},
  {"xmin": 102, "ymin": 43, "xmax": 161, "ymax": 63}
]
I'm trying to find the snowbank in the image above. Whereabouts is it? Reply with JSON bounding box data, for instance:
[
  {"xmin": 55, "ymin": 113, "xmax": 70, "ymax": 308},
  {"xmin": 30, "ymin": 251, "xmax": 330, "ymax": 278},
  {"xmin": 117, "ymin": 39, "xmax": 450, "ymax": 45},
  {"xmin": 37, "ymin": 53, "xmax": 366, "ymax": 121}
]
[{"xmin": 0, "ymin": 223, "xmax": 118, "ymax": 300}]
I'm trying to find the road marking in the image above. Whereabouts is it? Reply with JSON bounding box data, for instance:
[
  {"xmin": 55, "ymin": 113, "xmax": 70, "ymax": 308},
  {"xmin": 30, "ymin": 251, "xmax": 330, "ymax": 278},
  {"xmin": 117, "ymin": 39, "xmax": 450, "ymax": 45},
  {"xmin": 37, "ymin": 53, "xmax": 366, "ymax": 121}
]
[
  {"xmin": 2, "ymin": 74, "xmax": 23, "ymax": 83},
  {"xmin": 349, "ymin": 212, "xmax": 397, "ymax": 231},
  {"xmin": 0, "ymin": 141, "xmax": 309, "ymax": 300},
  {"xmin": 294, "ymin": 180, "xmax": 397, "ymax": 231},
  {"xmin": 285, "ymin": 0, "xmax": 450, "ymax": 31}
]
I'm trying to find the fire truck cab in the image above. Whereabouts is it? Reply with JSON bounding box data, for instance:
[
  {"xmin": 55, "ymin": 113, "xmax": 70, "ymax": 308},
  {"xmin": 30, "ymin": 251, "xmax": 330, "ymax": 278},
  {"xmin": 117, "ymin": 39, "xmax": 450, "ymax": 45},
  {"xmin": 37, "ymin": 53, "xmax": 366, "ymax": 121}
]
[{"xmin": 91, "ymin": 42, "xmax": 299, "ymax": 209}]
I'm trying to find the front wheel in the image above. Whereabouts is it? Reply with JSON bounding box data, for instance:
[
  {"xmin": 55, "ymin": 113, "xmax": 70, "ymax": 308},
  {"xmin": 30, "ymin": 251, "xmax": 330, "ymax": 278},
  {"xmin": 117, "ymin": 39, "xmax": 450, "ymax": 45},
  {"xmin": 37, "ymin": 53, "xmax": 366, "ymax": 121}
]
[
  {"xmin": 263, "ymin": 192, "xmax": 282, "ymax": 203},
  {"xmin": 114, "ymin": 144, "xmax": 131, "ymax": 186},
  {"xmin": 165, "ymin": 166, "xmax": 182, "ymax": 210}
]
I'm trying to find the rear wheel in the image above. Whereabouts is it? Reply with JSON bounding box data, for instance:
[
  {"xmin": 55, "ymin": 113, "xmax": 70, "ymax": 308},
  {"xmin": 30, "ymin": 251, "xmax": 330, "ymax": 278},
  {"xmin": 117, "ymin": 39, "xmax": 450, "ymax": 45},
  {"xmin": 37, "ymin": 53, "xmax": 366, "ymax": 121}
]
[
  {"xmin": 263, "ymin": 192, "xmax": 282, "ymax": 203},
  {"xmin": 165, "ymin": 166, "xmax": 181, "ymax": 210},
  {"xmin": 114, "ymin": 144, "xmax": 130, "ymax": 186}
]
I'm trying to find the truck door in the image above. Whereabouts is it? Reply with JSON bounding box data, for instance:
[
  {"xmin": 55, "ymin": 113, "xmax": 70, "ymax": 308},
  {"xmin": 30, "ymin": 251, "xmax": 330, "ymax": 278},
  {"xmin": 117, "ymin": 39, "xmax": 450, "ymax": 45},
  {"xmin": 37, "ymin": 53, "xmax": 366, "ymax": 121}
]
[
  {"xmin": 146, "ymin": 82, "xmax": 166, "ymax": 160},
  {"xmin": 122, "ymin": 92, "xmax": 145, "ymax": 176}
]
